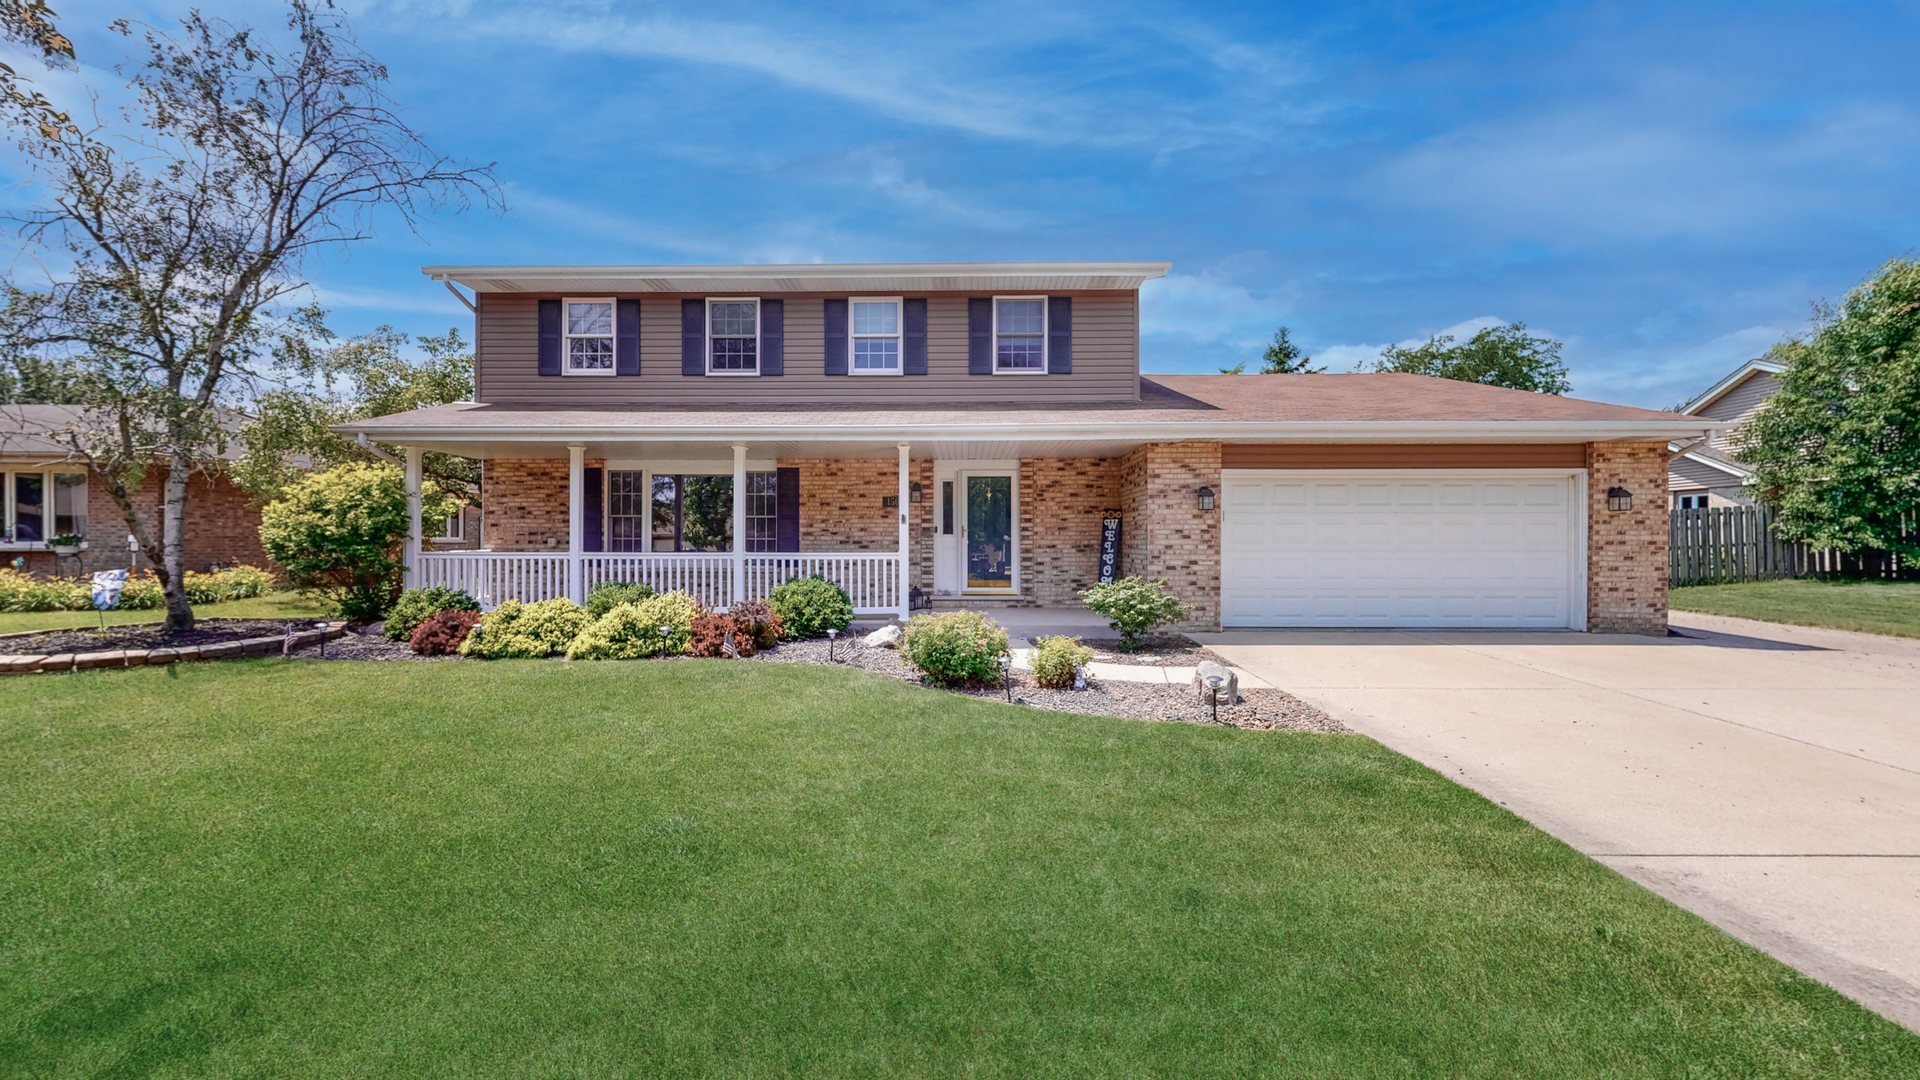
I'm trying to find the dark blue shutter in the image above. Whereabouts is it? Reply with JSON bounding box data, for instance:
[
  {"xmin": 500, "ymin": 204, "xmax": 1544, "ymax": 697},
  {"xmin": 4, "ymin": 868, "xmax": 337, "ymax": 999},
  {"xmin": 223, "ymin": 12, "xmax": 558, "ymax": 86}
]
[
  {"xmin": 776, "ymin": 466, "xmax": 800, "ymax": 552},
  {"xmin": 968, "ymin": 298, "xmax": 992, "ymax": 375},
  {"xmin": 537, "ymin": 299, "xmax": 562, "ymax": 376},
  {"xmin": 584, "ymin": 467, "xmax": 604, "ymax": 552},
  {"xmin": 760, "ymin": 299, "xmax": 783, "ymax": 376},
  {"xmin": 823, "ymin": 298, "xmax": 848, "ymax": 376},
  {"xmin": 615, "ymin": 300, "xmax": 640, "ymax": 376},
  {"xmin": 681, "ymin": 299, "xmax": 704, "ymax": 376},
  {"xmin": 903, "ymin": 298, "xmax": 928, "ymax": 375},
  {"xmin": 1048, "ymin": 296, "xmax": 1072, "ymax": 374}
]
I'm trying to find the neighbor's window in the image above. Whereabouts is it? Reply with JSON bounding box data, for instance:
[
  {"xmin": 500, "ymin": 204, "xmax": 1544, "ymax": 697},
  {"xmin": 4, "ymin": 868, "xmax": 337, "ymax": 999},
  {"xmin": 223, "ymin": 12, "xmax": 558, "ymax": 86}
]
[
  {"xmin": 851, "ymin": 297, "xmax": 901, "ymax": 374},
  {"xmin": 3, "ymin": 470, "xmax": 85, "ymax": 544},
  {"xmin": 436, "ymin": 511, "xmax": 463, "ymax": 541},
  {"xmin": 994, "ymin": 297, "xmax": 1046, "ymax": 373},
  {"xmin": 708, "ymin": 298, "xmax": 759, "ymax": 374},
  {"xmin": 564, "ymin": 298, "xmax": 616, "ymax": 375}
]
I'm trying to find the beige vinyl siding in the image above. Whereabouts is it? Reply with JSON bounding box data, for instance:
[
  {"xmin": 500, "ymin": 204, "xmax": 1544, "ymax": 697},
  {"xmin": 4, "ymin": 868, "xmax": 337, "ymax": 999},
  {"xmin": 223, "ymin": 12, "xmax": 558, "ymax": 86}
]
[
  {"xmin": 1698, "ymin": 371, "xmax": 1779, "ymax": 451},
  {"xmin": 476, "ymin": 291, "xmax": 1140, "ymax": 405}
]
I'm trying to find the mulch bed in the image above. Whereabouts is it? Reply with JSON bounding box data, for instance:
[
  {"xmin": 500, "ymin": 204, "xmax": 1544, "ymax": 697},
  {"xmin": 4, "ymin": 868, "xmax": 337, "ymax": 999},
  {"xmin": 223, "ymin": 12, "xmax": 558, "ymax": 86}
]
[
  {"xmin": 751, "ymin": 636, "xmax": 1345, "ymax": 733},
  {"xmin": 287, "ymin": 628, "xmax": 459, "ymax": 662},
  {"xmin": 2, "ymin": 619, "xmax": 327, "ymax": 656}
]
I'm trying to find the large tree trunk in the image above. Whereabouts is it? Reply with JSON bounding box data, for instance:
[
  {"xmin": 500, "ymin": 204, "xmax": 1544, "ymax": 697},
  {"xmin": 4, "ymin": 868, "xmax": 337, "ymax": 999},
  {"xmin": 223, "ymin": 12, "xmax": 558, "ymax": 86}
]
[{"xmin": 161, "ymin": 455, "xmax": 194, "ymax": 632}]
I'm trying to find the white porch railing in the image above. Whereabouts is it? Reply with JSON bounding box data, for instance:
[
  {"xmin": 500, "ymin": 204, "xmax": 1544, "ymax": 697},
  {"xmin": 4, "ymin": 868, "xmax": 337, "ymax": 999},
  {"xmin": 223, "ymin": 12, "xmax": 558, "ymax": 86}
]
[{"xmin": 416, "ymin": 550, "xmax": 905, "ymax": 616}]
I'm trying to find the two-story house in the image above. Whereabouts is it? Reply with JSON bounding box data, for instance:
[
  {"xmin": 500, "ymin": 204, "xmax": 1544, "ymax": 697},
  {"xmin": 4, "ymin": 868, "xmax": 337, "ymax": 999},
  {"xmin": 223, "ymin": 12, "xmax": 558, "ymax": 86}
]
[
  {"xmin": 340, "ymin": 262, "xmax": 1718, "ymax": 635},
  {"xmin": 1667, "ymin": 358, "xmax": 1784, "ymax": 509}
]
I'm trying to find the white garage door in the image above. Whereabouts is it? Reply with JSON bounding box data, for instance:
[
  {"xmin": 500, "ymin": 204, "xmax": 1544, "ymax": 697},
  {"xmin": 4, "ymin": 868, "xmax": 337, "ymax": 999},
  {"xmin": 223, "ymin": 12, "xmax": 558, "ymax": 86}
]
[{"xmin": 1221, "ymin": 471, "xmax": 1581, "ymax": 628}]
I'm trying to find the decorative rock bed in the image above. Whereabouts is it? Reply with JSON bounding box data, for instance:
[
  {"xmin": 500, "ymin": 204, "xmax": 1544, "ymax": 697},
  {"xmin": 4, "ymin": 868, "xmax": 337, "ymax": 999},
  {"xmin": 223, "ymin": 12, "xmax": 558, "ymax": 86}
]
[{"xmin": 0, "ymin": 620, "xmax": 349, "ymax": 676}]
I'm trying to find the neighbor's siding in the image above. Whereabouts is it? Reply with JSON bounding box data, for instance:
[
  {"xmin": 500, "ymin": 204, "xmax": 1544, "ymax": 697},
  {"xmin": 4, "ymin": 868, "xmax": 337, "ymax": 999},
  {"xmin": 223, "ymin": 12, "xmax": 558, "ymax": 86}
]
[
  {"xmin": 1698, "ymin": 371, "xmax": 1779, "ymax": 452},
  {"xmin": 475, "ymin": 290, "xmax": 1140, "ymax": 405}
]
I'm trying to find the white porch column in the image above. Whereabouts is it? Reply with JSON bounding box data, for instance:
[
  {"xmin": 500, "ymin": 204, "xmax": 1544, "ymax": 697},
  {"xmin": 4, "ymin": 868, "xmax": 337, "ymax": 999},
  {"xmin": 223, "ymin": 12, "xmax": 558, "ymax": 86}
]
[
  {"xmin": 567, "ymin": 444, "xmax": 585, "ymax": 605},
  {"xmin": 403, "ymin": 445, "xmax": 423, "ymax": 590},
  {"xmin": 897, "ymin": 443, "xmax": 910, "ymax": 624},
  {"xmin": 731, "ymin": 443, "xmax": 748, "ymax": 607}
]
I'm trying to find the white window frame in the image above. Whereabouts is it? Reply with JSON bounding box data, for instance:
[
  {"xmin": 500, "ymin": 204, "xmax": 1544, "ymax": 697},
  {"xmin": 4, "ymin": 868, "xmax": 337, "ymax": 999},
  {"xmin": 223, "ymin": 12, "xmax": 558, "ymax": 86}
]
[
  {"xmin": 706, "ymin": 296, "xmax": 761, "ymax": 377},
  {"xmin": 849, "ymin": 296, "xmax": 904, "ymax": 376},
  {"xmin": 991, "ymin": 295, "xmax": 1049, "ymax": 376},
  {"xmin": 435, "ymin": 509, "xmax": 464, "ymax": 541},
  {"xmin": 2, "ymin": 468, "xmax": 87, "ymax": 548},
  {"xmin": 561, "ymin": 297, "xmax": 618, "ymax": 377}
]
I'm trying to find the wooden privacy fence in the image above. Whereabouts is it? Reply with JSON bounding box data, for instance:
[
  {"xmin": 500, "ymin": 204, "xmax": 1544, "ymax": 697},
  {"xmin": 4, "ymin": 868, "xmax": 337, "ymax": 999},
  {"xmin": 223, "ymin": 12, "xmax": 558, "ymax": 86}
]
[{"xmin": 1670, "ymin": 506, "xmax": 1918, "ymax": 586}]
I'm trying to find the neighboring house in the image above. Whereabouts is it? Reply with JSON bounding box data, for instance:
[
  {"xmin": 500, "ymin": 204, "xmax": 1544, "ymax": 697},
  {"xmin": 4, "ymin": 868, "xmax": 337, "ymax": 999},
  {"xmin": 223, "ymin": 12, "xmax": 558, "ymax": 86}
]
[
  {"xmin": 0, "ymin": 404, "xmax": 276, "ymax": 576},
  {"xmin": 1667, "ymin": 358, "xmax": 1784, "ymax": 509},
  {"xmin": 340, "ymin": 262, "xmax": 1719, "ymax": 635}
]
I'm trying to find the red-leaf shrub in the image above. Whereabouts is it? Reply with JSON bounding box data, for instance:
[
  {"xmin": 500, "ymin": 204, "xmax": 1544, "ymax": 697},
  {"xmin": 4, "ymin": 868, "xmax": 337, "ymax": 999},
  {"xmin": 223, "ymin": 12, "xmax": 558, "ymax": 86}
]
[
  {"xmin": 688, "ymin": 612, "xmax": 758, "ymax": 658},
  {"xmin": 411, "ymin": 609, "xmax": 482, "ymax": 655},
  {"xmin": 726, "ymin": 600, "xmax": 785, "ymax": 650}
]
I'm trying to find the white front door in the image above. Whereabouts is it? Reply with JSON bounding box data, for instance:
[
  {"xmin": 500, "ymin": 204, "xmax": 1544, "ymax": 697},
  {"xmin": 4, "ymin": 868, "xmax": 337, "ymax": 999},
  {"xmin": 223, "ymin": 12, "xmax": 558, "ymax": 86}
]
[{"xmin": 1220, "ymin": 470, "xmax": 1584, "ymax": 628}]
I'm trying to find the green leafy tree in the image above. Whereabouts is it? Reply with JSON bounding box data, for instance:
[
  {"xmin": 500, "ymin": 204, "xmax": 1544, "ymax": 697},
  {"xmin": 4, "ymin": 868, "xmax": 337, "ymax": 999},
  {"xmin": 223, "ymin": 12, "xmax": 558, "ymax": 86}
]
[
  {"xmin": 0, "ymin": 0, "xmax": 80, "ymax": 144},
  {"xmin": 1259, "ymin": 326, "xmax": 1324, "ymax": 373},
  {"xmin": 1369, "ymin": 322, "xmax": 1571, "ymax": 395},
  {"xmin": 0, "ymin": 353, "xmax": 84, "ymax": 402},
  {"xmin": 232, "ymin": 326, "xmax": 479, "ymax": 503},
  {"xmin": 0, "ymin": 0, "xmax": 499, "ymax": 631},
  {"xmin": 258, "ymin": 463, "xmax": 461, "ymax": 623},
  {"xmin": 1741, "ymin": 259, "xmax": 1920, "ymax": 558}
]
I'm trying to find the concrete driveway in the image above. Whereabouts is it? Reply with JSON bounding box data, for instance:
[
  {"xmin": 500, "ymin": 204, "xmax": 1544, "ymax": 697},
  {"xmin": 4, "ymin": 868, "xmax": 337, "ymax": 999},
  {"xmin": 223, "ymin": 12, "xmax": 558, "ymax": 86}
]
[{"xmin": 1194, "ymin": 614, "xmax": 1920, "ymax": 1031}]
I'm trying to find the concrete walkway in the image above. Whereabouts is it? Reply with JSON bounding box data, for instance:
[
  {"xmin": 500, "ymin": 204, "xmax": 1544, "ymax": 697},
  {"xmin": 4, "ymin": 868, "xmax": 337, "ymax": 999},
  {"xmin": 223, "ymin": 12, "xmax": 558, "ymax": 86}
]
[{"xmin": 1193, "ymin": 615, "xmax": 1920, "ymax": 1031}]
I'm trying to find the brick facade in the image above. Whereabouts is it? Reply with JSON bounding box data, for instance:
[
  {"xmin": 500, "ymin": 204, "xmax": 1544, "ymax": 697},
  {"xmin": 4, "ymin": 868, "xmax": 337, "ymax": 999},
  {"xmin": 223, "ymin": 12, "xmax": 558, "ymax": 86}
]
[
  {"xmin": 9, "ymin": 466, "xmax": 273, "ymax": 577},
  {"xmin": 1019, "ymin": 457, "xmax": 1119, "ymax": 606},
  {"xmin": 781, "ymin": 456, "xmax": 934, "ymax": 590},
  {"xmin": 1117, "ymin": 442, "xmax": 1221, "ymax": 632},
  {"xmin": 1585, "ymin": 440, "xmax": 1671, "ymax": 635},
  {"xmin": 481, "ymin": 458, "xmax": 570, "ymax": 551}
]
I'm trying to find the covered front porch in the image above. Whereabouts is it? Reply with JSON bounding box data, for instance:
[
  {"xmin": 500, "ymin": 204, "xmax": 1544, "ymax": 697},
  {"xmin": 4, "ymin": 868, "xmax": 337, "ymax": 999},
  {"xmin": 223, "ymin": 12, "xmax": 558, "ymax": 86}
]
[{"xmin": 400, "ymin": 442, "xmax": 917, "ymax": 619}]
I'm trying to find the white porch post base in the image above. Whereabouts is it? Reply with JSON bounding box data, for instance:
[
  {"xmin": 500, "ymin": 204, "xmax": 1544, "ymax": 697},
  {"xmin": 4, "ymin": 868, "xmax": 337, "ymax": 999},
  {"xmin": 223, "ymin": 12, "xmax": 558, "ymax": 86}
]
[
  {"xmin": 403, "ymin": 445, "xmax": 423, "ymax": 591},
  {"xmin": 897, "ymin": 443, "xmax": 910, "ymax": 624},
  {"xmin": 567, "ymin": 444, "xmax": 585, "ymax": 606}
]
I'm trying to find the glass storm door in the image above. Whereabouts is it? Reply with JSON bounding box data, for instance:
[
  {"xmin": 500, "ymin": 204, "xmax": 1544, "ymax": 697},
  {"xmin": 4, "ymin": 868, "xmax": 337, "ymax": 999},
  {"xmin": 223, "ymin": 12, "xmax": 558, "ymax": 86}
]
[{"xmin": 962, "ymin": 474, "xmax": 1014, "ymax": 592}]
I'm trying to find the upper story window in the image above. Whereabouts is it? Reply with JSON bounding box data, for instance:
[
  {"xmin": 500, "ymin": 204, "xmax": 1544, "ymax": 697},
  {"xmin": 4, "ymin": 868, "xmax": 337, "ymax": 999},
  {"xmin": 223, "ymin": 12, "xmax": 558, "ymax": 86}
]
[
  {"xmin": 851, "ymin": 298, "xmax": 901, "ymax": 375},
  {"xmin": 994, "ymin": 297, "xmax": 1046, "ymax": 374},
  {"xmin": 708, "ymin": 298, "xmax": 759, "ymax": 375},
  {"xmin": 564, "ymin": 299, "xmax": 616, "ymax": 376}
]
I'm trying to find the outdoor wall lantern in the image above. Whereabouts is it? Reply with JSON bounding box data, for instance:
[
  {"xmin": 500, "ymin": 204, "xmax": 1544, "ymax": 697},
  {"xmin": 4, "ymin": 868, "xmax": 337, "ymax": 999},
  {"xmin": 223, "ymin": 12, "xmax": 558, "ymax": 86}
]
[
  {"xmin": 909, "ymin": 483, "xmax": 923, "ymax": 503},
  {"xmin": 1606, "ymin": 486, "xmax": 1634, "ymax": 512},
  {"xmin": 1196, "ymin": 485, "xmax": 1216, "ymax": 511}
]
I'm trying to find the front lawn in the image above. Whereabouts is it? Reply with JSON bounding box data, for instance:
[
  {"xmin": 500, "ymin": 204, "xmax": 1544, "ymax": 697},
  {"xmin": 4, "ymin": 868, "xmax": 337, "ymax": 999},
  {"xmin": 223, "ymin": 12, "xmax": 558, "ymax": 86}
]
[
  {"xmin": 3, "ymin": 661, "xmax": 1913, "ymax": 1077},
  {"xmin": 1670, "ymin": 578, "xmax": 1920, "ymax": 638},
  {"xmin": 0, "ymin": 591, "xmax": 333, "ymax": 636}
]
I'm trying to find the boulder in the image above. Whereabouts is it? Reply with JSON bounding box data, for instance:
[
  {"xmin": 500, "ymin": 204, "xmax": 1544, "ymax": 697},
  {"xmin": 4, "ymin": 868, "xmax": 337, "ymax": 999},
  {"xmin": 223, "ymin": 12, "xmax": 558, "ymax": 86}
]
[
  {"xmin": 862, "ymin": 624, "xmax": 903, "ymax": 649},
  {"xmin": 1191, "ymin": 661, "xmax": 1239, "ymax": 705}
]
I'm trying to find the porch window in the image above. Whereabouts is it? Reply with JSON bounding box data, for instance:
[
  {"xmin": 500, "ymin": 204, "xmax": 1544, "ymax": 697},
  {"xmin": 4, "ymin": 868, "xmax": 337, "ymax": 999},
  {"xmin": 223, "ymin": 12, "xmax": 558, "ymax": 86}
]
[
  {"xmin": 850, "ymin": 298, "xmax": 901, "ymax": 374},
  {"xmin": 563, "ymin": 298, "xmax": 616, "ymax": 375},
  {"xmin": 708, "ymin": 299, "xmax": 759, "ymax": 374},
  {"xmin": 617, "ymin": 471, "xmax": 777, "ymax": 552},
  {"xmin": 3, "ymin": 470, "xmax": 86, "ymax": 545},
  {"xmin": 993, "ymin": 297, "xmax": 1047, "ymax": 373}
]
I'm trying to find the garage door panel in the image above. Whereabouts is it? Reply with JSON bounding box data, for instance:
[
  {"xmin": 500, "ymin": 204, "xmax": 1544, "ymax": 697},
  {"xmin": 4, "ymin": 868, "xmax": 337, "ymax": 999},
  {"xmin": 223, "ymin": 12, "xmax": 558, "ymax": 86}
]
[{"xmin": 1222, "ymin": 471, "xmax": 1577, "ymax": 628}]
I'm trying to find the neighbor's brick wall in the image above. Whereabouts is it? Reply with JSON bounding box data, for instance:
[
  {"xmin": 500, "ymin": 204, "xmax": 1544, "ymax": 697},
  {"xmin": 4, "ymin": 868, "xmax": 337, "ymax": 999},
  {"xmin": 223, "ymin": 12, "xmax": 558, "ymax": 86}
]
[
  {"xmin": 11, "ymin": 466, "xmax": 274, "ymax": 577},
  {"xmin": 1019, "ymin": 457, "xmax": 1119, "ymax": 606},
  {"xmin": 1115, "ymin": 442, "xmax": 1221, "ymax": 631},
  {"xmin": 482, "ymin": 458, "xmax": 569, "ymax": 551},
  {"xmin": 1586, "ymin": 441, "xmax": 1670, "ymax": 635}
]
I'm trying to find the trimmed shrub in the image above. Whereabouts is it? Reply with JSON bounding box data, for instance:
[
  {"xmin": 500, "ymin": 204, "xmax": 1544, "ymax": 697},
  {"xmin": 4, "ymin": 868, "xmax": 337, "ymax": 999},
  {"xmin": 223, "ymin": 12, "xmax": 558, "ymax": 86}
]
[
  {"xmin": 687, "ymin": 612, "xmax": 750, "ymax": 658},
  {"xmin": 901, "ymin": 610, "xmax": 1009, "ymax": 686},
  {"xmin": 460, "ymin": 597, "xmax": 590, "ymax": 660},
  {"xmin": 1079, "ymin": 576, "xmax": 1193, "ymax": 649},
  {"xmin": 726, "ymin": 599, "xmax": 785, "ymax": 651},
  {"xmin": 566, "ymin": 591, "xmax": 702, "ymax": 660},
  {"xmin": 768, "ymin": 575, "xmax": 854, "ymax": 639},
  {"xmin": 1032, "ymin": 634, "xmax": 1095, "ymax": 689},
  {"xmin": 181, "ymin": 565, "xmax": 276, "ymax": 603},
  {"xmin": 0, "ymin": 566, "xmax": 273, "ymax": 613},
  {"xmin": 259, "ymin": 462, "xmax": 461, "ymax": 622},
  {"xmin": 410, "ymin": 609, "xmax": 481, "ymax": 656},
  {"xmin": 384, "ymin": 586, "xmax": 481, "ymax": 641},
  {"xmin": 586, "ymin": 580, "xmax": 656, "ymax": 618}
]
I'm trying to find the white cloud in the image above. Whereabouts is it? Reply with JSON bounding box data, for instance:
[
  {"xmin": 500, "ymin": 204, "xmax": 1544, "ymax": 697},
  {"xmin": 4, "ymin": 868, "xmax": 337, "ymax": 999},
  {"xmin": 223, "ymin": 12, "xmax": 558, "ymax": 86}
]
[
  {"xmin": 1140, "ymin": 272, "xmax": 1299, "ymax": 340},
  {"xmin": 1316, "ymin": 316, "xmax": 1511, "ymax": 372},
  {"xmin": 850, "ymin": 148, "xmax": 1033, "ymax": 230}
]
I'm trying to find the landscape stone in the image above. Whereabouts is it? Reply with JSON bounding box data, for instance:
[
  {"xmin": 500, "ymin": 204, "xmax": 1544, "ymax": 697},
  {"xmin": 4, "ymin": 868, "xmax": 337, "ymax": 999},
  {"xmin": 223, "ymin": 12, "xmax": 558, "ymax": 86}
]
[
  {"xmin": 863, "ymin": 625, "xmax": 903, "ymax": 649},
  {"xmin": 1191, "ymin": 660, "xmax": 1239, "ymax": 705}
]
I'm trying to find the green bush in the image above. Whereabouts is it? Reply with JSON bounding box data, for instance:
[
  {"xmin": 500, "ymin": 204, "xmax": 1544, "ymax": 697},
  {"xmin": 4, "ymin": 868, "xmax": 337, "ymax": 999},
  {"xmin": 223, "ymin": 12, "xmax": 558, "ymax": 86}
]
[
  {"xmin": 586, "ymin": 581, "xmax": 656, "ymax": 618},
  {"xmin": 258, "ymin": 462, "xmax": 461, "ymax": 623},
  {"xmin": 1031, "ymin": 634, "xmax": 1094, "ymax": 689},
  {"xmin": 384, "ymin": 586, "xmax": 481, "ymax": 641},
  {"xmin": 901, "ymin": 610, "xmax": 1009, "ymax": 686},
  {"xmin": 566, "ymin": 591, "xmax": 702, "ymax": 660},
  {"xmin": 0, "ymin": 565, "xmax": 274, "ymax": 612},
  {"xmin": 459, "ymin": 597, "xmax": 590, "ymax": 660},
  {"xmin": 0, "ymin": 569, "xmax": 86, "ymax": 612},
  {"xmin": 1079, "ymin": 576, "xmax": 1192, "ymax": 649},
  {"xmin": 767, "ymin": 575, "xmax": 854, "ymax": 639}
]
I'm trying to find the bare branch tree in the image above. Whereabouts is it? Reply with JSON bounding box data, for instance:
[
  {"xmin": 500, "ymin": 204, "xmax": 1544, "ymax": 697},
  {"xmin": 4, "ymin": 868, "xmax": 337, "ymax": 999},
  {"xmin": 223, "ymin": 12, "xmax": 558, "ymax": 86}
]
[{"xmin": 0, "ymin": 0, "xmax": 501, "ymax": 631}]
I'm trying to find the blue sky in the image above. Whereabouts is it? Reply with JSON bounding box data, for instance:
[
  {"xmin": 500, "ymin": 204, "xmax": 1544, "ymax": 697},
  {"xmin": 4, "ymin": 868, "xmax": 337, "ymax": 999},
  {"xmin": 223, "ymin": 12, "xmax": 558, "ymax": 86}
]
[{"xmin": 12, "ymin": 0, "xmax": 1920, "ymax": 408}]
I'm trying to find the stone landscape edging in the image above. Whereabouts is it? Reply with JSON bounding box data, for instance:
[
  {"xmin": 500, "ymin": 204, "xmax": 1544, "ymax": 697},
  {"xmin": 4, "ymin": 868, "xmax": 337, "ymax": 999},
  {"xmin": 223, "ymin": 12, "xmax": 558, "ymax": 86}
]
[{"xmin": 0, "ymin": 621, "xmax": 349, "ymax": 676}]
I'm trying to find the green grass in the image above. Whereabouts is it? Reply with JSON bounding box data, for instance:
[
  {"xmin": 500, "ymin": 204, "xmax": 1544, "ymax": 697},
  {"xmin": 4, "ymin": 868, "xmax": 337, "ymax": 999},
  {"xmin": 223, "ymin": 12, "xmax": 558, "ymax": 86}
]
[
  {"xmin": 1670, "ymin": 578, "xmax": 1920, "ymax": 638},
  {"xmin": 0, "ymin": 592, "xmax": 333, "ymax": 636},
  {"xmin": 3, "ymin": 662, "xmax": 1914, "ymax": 1078}
]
